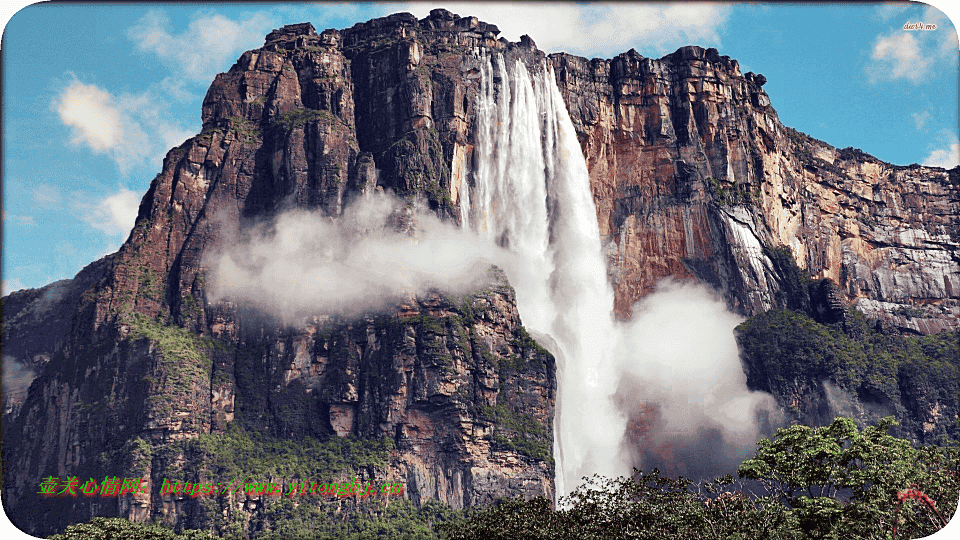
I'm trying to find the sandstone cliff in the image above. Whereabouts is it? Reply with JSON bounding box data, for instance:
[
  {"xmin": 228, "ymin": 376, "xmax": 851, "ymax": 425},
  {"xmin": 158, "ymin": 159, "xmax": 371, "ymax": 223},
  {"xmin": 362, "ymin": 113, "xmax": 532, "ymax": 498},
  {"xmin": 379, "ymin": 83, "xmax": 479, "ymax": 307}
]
[
  {"xmin": 551, "ymin": 47, "xmax": 959, "ymax": 333},
  {"xmin": 2, "ymin": 8, "xmax": 958, "ymax": 537},
  {"xmin": 3, "ymin": 12, "xmax": 556, "ymax": 537}
]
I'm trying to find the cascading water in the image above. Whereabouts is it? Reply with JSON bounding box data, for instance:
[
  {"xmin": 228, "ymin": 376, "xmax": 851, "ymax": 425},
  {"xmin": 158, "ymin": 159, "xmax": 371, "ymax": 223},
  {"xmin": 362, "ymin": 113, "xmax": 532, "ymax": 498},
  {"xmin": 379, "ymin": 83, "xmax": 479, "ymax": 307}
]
[
  {"xmin": 460, "ymin": 51, "xmax": 776, "ymax": 500},
  {"xmin": 461, "ymin": 51, "xmax": 629, "ymax": 498}
]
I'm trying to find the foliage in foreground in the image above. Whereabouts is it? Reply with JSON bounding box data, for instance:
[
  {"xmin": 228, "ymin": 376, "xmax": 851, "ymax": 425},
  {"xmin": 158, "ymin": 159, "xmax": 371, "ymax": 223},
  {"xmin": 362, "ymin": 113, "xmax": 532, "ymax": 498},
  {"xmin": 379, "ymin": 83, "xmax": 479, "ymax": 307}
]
[
  {"xmin": 47, "ymin": 499, "xmax": 458, "ymax": 540},
  {"xmin": 49, "ymin": 417, "xmax": 958, "ymax": 540},
  {"xmin": 441, "ymin": 416, "xmax": 959, "ymax": 540},
  {"xmin": 47, "ymin": 517, "xmax": 218, "ymax": 540}
]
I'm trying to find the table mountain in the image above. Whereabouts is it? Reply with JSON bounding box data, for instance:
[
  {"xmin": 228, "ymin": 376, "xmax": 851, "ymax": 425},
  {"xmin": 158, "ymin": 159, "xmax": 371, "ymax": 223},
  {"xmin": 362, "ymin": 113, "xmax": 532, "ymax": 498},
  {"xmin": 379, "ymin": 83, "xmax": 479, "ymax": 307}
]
[{"xmin": 2, "ymin": 9, "xmax": 957, "ymax": 537}]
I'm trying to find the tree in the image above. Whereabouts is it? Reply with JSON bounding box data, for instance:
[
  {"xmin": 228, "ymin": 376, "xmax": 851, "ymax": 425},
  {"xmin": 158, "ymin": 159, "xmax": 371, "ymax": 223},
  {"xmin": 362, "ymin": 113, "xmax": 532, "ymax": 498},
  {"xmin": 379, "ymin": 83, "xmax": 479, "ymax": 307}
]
[
  {"xmin": 47, "ymin": 517, "xmax": 218, "ymax": 540},
  {"xmin": 738, "ymin": 416, "xmax": 959, "ymax": 539}
]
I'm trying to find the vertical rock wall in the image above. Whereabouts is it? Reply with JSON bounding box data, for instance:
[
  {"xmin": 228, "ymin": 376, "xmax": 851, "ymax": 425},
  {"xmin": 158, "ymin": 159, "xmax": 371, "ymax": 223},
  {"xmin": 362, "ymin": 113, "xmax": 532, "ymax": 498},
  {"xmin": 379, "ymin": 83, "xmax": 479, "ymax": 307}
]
[{"xmin": 551, "ymin": 47, "xmax": 959, "ymax": 332}]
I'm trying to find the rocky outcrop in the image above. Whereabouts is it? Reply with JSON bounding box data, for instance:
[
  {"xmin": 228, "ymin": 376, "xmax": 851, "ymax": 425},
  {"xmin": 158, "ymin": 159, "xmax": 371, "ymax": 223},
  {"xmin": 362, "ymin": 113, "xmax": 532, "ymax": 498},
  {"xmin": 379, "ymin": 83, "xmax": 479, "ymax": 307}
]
[
  {"xmin": 2, "ymin": 11, "xmax": 555, "ymax": 537},
  {"xmin": 550, "ymin": 47, "xmax": 959, "ymax": 332}
]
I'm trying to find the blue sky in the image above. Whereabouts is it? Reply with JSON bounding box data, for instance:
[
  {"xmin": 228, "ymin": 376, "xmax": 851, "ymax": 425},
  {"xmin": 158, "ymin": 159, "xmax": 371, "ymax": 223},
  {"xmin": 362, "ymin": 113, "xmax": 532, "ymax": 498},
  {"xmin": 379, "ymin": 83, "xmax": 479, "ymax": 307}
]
[{"xmin": 2, "ymin": 1, "xmax": 958, "ymax": 295}]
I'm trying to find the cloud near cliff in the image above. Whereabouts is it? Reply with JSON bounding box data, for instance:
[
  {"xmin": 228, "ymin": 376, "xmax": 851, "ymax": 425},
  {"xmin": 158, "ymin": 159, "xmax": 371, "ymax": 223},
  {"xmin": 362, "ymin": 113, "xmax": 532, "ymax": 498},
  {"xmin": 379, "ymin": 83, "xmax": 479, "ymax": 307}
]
[
  {"xmin": 86, "ymin": 187, "xmax": 141, "ymax": 240},
  {"xmin": 2, "ymin": 356, "xmax": 38, "ymax": 399},
  {"xmin": 924, "ymin": 139, "xmax": 960, "ymax": 168},
  {"xmin": 126, "ymin": 9, "xmax": 275, "ymax": 84},
  {"xmin": 395, "ymin": 2, "xmax": 730, "ymax": 57},
  {"xmin": 205, "ymin": 193, "xmax": 507, "ymax": 321},
  {"xmin": 53, "ymin": 79, "xmax": 195, "ymax": 175},
  {"xmin": 54, "ymin": 80, "xmax": 150, "ymax": 174}
]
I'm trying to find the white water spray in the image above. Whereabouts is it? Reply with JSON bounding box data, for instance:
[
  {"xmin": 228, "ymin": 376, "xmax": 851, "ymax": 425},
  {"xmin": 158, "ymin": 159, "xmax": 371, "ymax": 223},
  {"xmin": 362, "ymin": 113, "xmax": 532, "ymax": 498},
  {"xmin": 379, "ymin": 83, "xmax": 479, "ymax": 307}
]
[{"xmin": 462, "ymin": 52, "xmax": 628, "ymax": 497}]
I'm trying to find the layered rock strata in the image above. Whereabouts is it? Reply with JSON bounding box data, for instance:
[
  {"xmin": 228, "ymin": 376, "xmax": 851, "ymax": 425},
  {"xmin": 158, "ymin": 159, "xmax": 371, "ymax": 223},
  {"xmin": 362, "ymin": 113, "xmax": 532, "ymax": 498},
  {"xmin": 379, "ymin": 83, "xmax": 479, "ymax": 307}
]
[
  {"xmin": 551, "ymin": 47, "xmax": 959, "ymax": 332},
  {"xmin": 2, "ymin": 11, "xmax": 555, "ymax": 536}
]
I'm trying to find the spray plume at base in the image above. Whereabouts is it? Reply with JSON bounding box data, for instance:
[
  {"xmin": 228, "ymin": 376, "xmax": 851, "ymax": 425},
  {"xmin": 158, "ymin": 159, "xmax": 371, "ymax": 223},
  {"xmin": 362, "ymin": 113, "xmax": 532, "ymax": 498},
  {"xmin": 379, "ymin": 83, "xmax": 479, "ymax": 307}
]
[{"xmin": 462, "ymin": 51, "xmax": 777, "ymax": 498}]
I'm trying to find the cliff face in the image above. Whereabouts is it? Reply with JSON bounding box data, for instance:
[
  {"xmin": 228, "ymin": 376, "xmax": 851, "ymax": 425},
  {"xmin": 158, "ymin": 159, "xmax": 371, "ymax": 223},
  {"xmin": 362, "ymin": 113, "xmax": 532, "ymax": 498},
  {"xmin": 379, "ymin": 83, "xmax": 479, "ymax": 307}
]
[
  {"xmin": 2, "ymin": 12, "xmax": 556, "ymax": 537},
  {"xmin": 551, "ymin": 47, "xmax": 959, "ymax": 333},
  {"xmin": 3, "ymin": 8, "xmax": 958, "ymax": 537}
]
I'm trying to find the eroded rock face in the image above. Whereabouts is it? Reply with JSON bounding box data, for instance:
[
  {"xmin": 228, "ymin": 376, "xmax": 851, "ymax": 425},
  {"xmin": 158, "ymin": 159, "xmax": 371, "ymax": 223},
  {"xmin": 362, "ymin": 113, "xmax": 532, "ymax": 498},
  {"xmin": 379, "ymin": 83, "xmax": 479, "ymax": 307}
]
[
  {"xmin": 218, "ymin": 272, "xmax": 556, "ymax": 511},
  {"xmin": 551, "ymin": 47, "xmax": 959, "ymax": 332},
  {"xmin": 2, "ymin": 12, "xmax": 555, "ymax": 537}
]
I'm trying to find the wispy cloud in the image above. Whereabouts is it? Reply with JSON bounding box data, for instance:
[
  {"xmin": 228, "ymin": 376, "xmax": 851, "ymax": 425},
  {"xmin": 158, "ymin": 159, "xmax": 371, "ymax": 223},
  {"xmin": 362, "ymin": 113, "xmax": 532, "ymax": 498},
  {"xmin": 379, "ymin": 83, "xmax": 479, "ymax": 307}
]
[
  {"xmin": 75, "ymin": 187, "xmax": 141, "ymax": 243},
  {"xmin": 867, "ymin": 32, "xmax": 929, "ymax": 83},
  {"xmin": 911, "ymin": 110, "xmax": 932, "ymax": 130},
  {"xmin": 31, "ymin": 183, "xmax": 62, "ymax": 210},
  {"xmin": 3, "ymin": 212, "xmax": 36, "ymax": 226},
  {"xmin": 53, "ymin": 78, "xmax": 195, "ymax": 175},
  {"xmin": 126, "ymin": 9, "xmax": 274, "ymax": 84},
  {"xmin": 393, "ymin": 2, "xmax": 730, "ymax": 57},
  {"xmin": 875, "ymin": 3, "xmax": 909, "ymax": 22},
  {"xmin": 866, "ymin": 4, "xmax": 956, "ymax": 84}
]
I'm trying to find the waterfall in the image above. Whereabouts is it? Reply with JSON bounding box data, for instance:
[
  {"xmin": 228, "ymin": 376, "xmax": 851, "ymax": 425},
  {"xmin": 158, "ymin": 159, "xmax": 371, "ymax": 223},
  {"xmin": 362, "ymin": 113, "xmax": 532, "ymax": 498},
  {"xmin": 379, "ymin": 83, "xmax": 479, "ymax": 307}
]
[{"xmin": 462, "ymin": 52, "xmax": 629, "ymax": 498}]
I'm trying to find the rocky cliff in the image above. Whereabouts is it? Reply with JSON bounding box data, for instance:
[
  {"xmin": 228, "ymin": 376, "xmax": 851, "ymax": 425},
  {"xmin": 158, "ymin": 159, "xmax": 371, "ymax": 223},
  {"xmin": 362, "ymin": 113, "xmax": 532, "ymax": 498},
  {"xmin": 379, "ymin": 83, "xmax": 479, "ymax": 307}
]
[
  {"xmin": 3, "ymin": 8, "xmax": 958, "ymax": 537},
  {"xmin": 2, "ymin": 11, "xmax": 557, "ymax": 537},
  {"xmin": 551, "ymin": 47, "xmax": 959, "ymax": 332}
]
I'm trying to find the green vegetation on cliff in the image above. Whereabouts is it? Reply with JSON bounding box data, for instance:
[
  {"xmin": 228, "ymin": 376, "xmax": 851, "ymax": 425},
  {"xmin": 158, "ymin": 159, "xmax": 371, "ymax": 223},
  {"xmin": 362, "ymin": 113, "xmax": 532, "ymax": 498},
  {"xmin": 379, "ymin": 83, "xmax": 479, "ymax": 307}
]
[
  {"xmin": 480, "ymin": 403, "xmax": 552, "ymax": 467},
  {"xmin": 176, "ymin": 423, "xmax": 394, "ymax": 484},
  {"xmin": 737, "ymin": 244, "xmax": 959, "ymax": 443},
  {"xmin": 736, "ymin": 306, "xmax": 959, "ymax": 442}
]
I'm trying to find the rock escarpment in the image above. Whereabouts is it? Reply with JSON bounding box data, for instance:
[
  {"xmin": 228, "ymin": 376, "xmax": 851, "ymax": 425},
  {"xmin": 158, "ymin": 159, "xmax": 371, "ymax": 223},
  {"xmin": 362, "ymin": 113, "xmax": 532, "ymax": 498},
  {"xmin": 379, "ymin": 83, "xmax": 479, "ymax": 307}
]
[
  {"xmin": 551, "ymin": 47, "xmax": 959, "ymax": 333},
  {"xmin": 2, "ymin": 11, "xmax": 556, "ymax": 537},
  {"xmin": 2, "ymin": 8, "xmax": 958, "ymax": 537}
]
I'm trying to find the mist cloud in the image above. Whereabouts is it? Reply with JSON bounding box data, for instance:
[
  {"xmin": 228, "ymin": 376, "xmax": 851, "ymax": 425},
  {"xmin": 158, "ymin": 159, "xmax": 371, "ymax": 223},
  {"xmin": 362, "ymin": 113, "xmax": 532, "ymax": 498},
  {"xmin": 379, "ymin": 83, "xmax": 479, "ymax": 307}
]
[
  {"xmin": 2, "ymin": 357, "xmax": 38, "ymax": 400},
  {"xmin": 613, "ymin": 280, "xmax": 779, "ymax": 479},
  {"xmin": 205, "ymin": 193, "xmax": 507, "ymax": 321}
]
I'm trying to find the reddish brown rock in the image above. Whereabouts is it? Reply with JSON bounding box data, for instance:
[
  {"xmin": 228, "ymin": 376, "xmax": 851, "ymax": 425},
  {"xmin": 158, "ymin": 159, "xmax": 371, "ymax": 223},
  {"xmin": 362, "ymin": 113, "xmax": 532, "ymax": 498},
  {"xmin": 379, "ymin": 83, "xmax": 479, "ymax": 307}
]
[{"xmin": 551, "ymin": 47, "xmax": 959, "ymax": 331}]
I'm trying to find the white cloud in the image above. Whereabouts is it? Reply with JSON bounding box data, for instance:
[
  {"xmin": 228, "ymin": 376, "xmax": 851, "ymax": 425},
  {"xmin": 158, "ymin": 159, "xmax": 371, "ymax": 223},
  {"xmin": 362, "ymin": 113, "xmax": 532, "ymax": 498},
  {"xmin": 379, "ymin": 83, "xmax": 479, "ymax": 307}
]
[
  {"xmin": 53, "ymin": 9, "xmax": 271, "ymax": 175},
  {"xmin": 79, "ymin": 187, "xmax": 141, "ymax": 241},
  {"xmin": 54, "ymin": 80, "xmax": 152, "ymax": 174},
  {"xmin": 55, "ymin": 81, "xmax": 128, "ymax": 152},
  {"xmin": 923, "ymin": 140, "xmax": 960, "ymax": 168},
  {"xmin": 394, "ymin": 2, "xmax": 730, "ymax": 57},
  {"xmin": 206, "ymin": 192, "xmax": 505, "ymax": 321},
  {"xmin": 53, "ymin": 79, "xmax": 196, "ymax": 175},
  {"xmin": 126, "ymin": 9, "xmax": 274, "ymax": 83},
  {"xmin": 867, "ymin": 32, "xmax": 929, "ymax": 83},
  {"xmin": 866, "ymin": 4, "xmax": 957, "ymax": 85}
]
